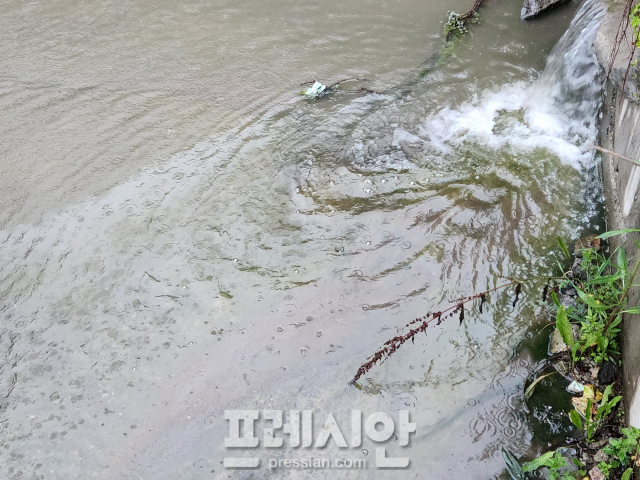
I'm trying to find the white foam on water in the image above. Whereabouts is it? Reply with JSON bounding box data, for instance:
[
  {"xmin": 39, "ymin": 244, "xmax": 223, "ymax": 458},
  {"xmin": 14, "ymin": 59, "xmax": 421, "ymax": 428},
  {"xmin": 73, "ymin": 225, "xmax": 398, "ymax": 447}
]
[{"xmin": 419, "ymin": 0, "xmax": 604, "ymax": 169}]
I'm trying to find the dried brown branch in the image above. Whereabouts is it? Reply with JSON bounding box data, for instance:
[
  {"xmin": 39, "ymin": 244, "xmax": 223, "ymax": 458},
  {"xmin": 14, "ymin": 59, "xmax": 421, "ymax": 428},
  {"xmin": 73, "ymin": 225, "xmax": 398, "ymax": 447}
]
[
  {"xmin": 300, "ymin": 78, "xmax": 367, "ymax": 88},
  {"xmin": 328, "ymin": 78, "xmax": 367, "ymax": 89},
  {"xmin": 605, "ymin": 0, "xmax": 637, "ymax": 107},
  {"xmin": 459, "ymin": 0, "xmax": 483, "ymax": 21},
  {"xmin": 591, "ymin": 144, "xmax": 640, "ymax": 167},
  {"xmin": 349, "ymin": 280, "xmax": 521, "ymax": 386}
]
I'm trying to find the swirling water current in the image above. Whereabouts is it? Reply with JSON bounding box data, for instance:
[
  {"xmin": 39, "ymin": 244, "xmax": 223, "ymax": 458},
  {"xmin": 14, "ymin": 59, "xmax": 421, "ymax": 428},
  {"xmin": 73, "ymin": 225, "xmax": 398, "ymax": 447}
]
[{"xmin": 0, "ymin": 0, "xmax": 605, "ymax": 478}]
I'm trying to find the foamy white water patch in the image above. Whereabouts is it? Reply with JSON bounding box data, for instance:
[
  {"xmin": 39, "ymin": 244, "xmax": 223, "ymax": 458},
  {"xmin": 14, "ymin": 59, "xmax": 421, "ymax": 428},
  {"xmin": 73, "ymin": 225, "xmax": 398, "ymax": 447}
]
[
  {"xmin": 419, "ymin": 80, "xmax": 591, "ymax": 167},
  {"xmin": 414, "ymin": 0, "xmax": 603, "ymax": 170}
]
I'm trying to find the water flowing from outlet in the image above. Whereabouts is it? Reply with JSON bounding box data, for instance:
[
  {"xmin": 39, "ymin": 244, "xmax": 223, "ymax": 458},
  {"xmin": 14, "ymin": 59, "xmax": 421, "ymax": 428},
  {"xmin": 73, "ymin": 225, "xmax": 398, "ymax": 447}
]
[{"xmin": 0, "ymin": 0, "xmax": 607, "ymax": 478}]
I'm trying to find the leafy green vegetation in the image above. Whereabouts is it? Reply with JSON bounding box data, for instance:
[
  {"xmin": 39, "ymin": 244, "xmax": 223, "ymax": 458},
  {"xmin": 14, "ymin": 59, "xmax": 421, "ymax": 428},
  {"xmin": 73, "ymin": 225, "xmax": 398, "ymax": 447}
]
[
  {"xmin": 631, "ymin": 3, "xmax": 640, "ymax": 50},
  {"xmin": 522, "ymin": 450, "xmax": 586, "ymax": 480},
  {"xmin": 505, "ymin": 230, "xmax": 640, "ymax": 479},
  {"xmin": 569, "ymin": 385, "xmax": 622, "ymax": 442},
  {"xmin": 444, "ymin": 11, "xmax": 478, "ymax": 38},
  {"xmin": 520, "ymin": 425, "xmax": 638, "ymax": 480},
  {"xmin": 554, "ymin": 234, "xmax": 640, "ymax": 366},
  {"xmin": 603, "ymin": 426, "xmax": 640, "ymax": 469}
]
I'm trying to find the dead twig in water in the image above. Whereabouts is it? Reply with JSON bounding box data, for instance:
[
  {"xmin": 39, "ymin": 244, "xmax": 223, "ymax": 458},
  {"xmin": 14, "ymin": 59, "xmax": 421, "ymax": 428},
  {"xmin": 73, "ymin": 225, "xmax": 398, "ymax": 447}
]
[
  {"xmin": 445, "ymin": 0, "xmax": 484, "ymax": 41},
  {"xmin": 605, "ymin": 0, "xmax": 637, "ymax": 107},
  {"xmin": 460, "ymin": 0, "xmax": 483, "ymax": 22},
  {"xmin": 145, "ymin": 271, "xmax": 161, "ymax": 283},
  {"xmin": 299, "ymin": 78, "xmax": 374, "ymax": 98},
  {"xmin": 591, "ymin": 144, "xmax": 640, "ymax": 167},
  {"xmin": 349, "ymin": 279, "xmax": 522, "ymax": 386},
  {"xmin": 299, "ymin": 78, "xmax": 367, "ymax": 87}
]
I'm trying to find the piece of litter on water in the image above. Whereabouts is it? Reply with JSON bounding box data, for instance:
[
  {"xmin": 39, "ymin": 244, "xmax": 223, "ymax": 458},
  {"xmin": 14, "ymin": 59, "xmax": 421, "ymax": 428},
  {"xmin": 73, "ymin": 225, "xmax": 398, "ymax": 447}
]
[
  {"xmin": 567, "ymin": 380, "xmax": 585, "ymax": 395},
  {"xmin": 301, "ymin": 81, "xmax": 327, "ymax": 99}
]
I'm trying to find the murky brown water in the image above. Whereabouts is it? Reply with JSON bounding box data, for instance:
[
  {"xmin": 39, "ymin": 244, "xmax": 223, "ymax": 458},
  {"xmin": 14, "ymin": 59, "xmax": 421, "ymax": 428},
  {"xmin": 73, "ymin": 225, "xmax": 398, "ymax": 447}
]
[{"xmin": 0, "ymin": 0, "xmax": 605, "ymax": 478}]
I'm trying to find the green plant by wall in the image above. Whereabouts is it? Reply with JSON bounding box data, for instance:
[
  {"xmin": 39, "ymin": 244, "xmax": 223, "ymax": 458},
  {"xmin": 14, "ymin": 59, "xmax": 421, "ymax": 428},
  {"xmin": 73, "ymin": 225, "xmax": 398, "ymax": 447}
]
[
  {"xmin": 521, "ymin": 450, "xmax": 586, "ymax": 480},
  {"xmin": 603, "ymin": 426, "xmax": 640, "ymax": 470},
  {"xmin": 553, "ymin": 233, "xmax": 640, "ymax": 366},
  {"xmin": 631, "ymin": 2, "xmax": 640, "ymax": 50},
  {"xmin": 569, "ymin": 384, "xmax": 622, "ymax": 442}
]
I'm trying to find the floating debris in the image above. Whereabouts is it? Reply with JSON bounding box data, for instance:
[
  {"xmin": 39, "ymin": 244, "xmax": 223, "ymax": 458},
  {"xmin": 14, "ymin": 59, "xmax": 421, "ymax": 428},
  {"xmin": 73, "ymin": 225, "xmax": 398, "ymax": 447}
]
[
  {"xmin": 501, "ymin": 448, "xmax": 525, "ymax": 480},
  {"xmin": 444, "ymin": 0, "xmax": 483, "ymax": 40},
  {"xmin": 301, "ymin": 81, "xmax": 328, "ymax": 99},
  {"xmin": 583, "ymin": 384, "xmax": 602, "ymax": 401},
  {"xmin": 300, "ymin": 78, "xmax": 374, "ymax": 99},
  {"xmin": 567, "ymin": 380, "xmax": 585, "ymax": 395}
]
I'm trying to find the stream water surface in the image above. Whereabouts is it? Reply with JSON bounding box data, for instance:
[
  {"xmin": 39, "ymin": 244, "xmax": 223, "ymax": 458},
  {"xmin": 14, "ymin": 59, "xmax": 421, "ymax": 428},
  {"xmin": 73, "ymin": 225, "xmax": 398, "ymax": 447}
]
[{"xmin": 0, "ymin": 0, "xmax": 606, "ymax": 478}]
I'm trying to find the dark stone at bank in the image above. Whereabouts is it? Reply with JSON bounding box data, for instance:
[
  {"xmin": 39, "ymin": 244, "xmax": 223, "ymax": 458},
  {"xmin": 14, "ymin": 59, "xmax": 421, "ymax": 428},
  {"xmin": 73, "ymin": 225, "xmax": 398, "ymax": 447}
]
[
  {"xmin": 598, "ymin": 360, "xmax": 618, "ymax": 385},
  {"xmin": 521, "ymin": 0, "xmax": 567, "ymax": 19}
]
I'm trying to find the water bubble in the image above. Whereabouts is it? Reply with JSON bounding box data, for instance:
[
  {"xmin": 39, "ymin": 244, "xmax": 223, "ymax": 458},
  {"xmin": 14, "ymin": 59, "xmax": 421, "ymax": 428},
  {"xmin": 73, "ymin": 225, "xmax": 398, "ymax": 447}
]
[
  {"xmin": 381, "ymin": 178, "xmax": 388, "ymax": 184},
  {"xmin": 425, "ymin": 178, "xmax": 430, "ymax": 182},
  {"xmin": 345, "ymin": 232, "xmax": 359, "ymax": 242},
  {"xmin": 366, "ymin": 241, "xmax": 371, "ymax": 245},
  {"xmin": 410, "ymin": 181, "xmax": 415, "ymax": 185},
  {"xmin": 363, "ymin": 188, "xmax": 372, "ymax": 194},
  {"xmin": 295, "ymin": 187, "xmax": 300, "ymax": 193},
  {"xmin": 316, "ymin": 331, "xmax": 322, "ymax": 337},
  {"xmin": 301, "ymin": 347, "xmax": 308, "ymax": 356},
  {"xmin": 276, "ymin": 327, "xmax": 284, "ymax": 332},
  {"xmin": 362, "ymin": 449, "xmax": 369, "ymax": 456},
  {"xmin": 320, "ymin": 235, "xmax": 324, "ymax": 239},
  {"xmin": 233, "ymin": 258, "xmax": 238, "ymax": 263},
  {"xmin": 401, "ymin": 241, "xmax": 411, "ymax": 250},
  {"xmin": 294, "ymin": 270, "xmax": 299, "ymax": 274}
]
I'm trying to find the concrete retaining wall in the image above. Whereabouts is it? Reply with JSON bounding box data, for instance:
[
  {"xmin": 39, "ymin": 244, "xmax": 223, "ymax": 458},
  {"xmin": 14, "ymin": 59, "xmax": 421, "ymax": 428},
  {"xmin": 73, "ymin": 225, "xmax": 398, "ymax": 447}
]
[{"xmin": 596, "ymin": 0, "xmax": 640, "ymax": 429}]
